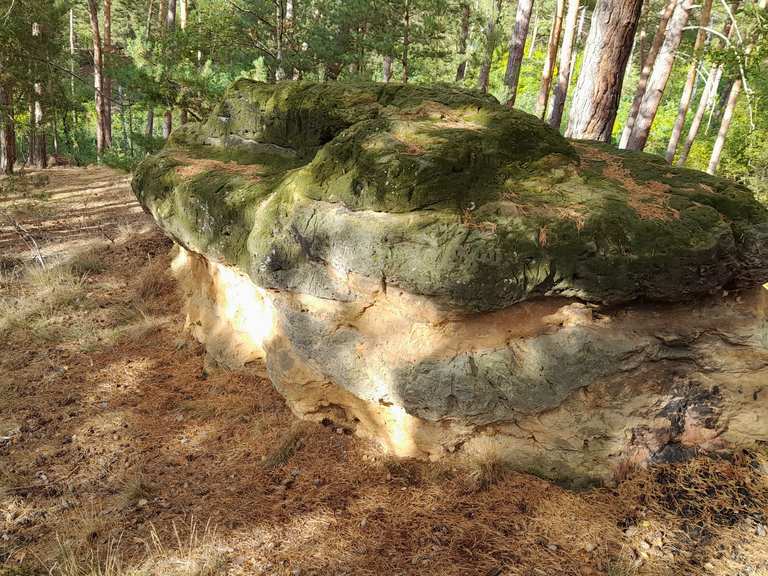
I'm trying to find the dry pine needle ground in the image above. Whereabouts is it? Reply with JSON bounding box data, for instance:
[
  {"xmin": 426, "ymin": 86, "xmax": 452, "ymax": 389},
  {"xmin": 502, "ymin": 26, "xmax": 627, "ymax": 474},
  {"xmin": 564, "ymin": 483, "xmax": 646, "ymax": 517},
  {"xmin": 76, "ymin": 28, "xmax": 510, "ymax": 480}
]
[{"xmin": 1, "ymin": 168, "xmax": 767, "ymax": 576}]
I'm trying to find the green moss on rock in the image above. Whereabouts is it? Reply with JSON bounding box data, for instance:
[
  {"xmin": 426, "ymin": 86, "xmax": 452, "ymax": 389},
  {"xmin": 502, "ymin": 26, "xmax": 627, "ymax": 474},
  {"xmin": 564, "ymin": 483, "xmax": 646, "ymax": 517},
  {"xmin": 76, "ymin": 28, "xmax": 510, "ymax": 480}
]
[{"xmin": 133, "ymin": 80, "xmax": 768, "ymax": 311}]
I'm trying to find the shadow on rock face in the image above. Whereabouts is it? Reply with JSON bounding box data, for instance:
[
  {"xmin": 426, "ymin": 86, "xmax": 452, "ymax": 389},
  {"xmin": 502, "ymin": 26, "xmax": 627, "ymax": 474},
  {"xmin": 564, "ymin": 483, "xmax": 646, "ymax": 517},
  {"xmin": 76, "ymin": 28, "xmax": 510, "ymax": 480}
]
[{"xmin": 135, "ymin": 80, "xmax": 768, "ymax": 485}]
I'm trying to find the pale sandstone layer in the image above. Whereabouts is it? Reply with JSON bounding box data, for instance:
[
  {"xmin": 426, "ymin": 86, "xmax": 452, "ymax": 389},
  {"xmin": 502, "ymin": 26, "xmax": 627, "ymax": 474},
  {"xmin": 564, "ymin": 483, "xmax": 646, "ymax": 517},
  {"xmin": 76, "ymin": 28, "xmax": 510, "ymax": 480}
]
[{"xmin": 173, "ymin": 247, "xmax": 768, "ymax": 486}]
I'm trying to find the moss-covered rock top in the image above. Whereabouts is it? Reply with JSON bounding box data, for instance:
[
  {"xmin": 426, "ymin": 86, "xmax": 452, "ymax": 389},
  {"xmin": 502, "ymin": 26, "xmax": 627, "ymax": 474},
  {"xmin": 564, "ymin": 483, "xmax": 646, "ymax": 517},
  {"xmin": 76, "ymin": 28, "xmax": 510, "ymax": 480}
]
[{"xmin": 133, "ymin": 80, "xmax": 768, "ymax": 310}]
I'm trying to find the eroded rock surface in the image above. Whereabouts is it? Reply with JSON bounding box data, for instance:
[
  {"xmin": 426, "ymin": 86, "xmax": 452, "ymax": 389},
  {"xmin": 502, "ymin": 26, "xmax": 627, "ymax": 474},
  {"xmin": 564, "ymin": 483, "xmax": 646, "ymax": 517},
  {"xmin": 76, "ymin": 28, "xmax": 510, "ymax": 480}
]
[{"xmin": 135, "ymin": 80, "xmax": 768, "ymax": 485}]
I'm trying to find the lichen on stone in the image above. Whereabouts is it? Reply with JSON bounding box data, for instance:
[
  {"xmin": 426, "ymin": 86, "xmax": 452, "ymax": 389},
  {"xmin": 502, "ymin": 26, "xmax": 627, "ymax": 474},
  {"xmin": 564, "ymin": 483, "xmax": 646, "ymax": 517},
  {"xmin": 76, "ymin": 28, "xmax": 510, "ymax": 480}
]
[{"xmin": 133, "ymin": 80, "xmax": 768, "ymax": 311}]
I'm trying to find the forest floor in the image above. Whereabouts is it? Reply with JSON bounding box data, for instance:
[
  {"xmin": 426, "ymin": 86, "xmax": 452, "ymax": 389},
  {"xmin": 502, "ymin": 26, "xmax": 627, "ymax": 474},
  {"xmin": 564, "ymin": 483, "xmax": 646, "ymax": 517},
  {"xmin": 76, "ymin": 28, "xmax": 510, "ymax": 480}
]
[{"xmin": 1, "ymin": 167, "xmax": 768, "ymax": 576}]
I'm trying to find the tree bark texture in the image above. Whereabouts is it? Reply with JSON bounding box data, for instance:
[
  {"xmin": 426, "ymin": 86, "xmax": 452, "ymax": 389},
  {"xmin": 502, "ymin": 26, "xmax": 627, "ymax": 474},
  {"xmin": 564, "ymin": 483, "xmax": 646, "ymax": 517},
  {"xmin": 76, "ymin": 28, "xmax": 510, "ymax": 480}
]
[
  {"xmin": 624, "ymin": 0, "xmax": 693, "ymax": 151},
  {"xmin": 565, "ymin": 0, "xmax": 644, "ymax": 141},
  {"xmin": 618, "ymin": 0, "xmax": 676, "ymax": 148}
]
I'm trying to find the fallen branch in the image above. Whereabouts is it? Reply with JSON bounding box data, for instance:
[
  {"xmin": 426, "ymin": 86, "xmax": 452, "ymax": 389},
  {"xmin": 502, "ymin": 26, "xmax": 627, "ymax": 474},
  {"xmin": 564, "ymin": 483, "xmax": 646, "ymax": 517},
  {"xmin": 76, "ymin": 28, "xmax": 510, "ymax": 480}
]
[{"xmin": 0, "ymin": 208, "xmax": 46, "ymax": 269}]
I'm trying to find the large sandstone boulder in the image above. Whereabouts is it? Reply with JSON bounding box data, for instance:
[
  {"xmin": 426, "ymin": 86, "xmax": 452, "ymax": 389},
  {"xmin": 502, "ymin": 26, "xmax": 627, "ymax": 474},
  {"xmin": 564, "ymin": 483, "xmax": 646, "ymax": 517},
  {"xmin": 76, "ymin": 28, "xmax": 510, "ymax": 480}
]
[{"xmin": 134, "ymin": 80, "xmax": 768, "ymax": 485}]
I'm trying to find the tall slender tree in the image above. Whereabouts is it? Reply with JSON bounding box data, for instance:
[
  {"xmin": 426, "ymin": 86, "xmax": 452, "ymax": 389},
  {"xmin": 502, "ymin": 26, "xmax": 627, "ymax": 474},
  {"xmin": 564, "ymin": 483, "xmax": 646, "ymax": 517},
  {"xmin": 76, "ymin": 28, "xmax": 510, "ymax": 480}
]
[
  {"xmin": 677, "ymin": 0, "xmax": 740, "ymax": 165},
  {"xmin": 625, "ymin": 0, "xmax": 693, "ymax": 151},
  {"xmin": 664, "ymin": 0, "xmax": 714, "ymax": 161},
  {"xmin": 163, "ymin": 0, "xmax": 177, "ymax": 138},
  {"xmin": 478, "ymin": 0, "xmax": 504, "ymax": 94},
  {"xmin": 618, "ymin": 0, "xmax": 676, "ymax": 148},
  {"xmin": 548, "ymin": 0, "xmax": 580, "ymax": 128},
  {"xmin": 535, "ymin": 0, "xmax": 565, "ymax": 118},
  {"xmin": 565, "ymin": 0, "xmax": 644, "ymax": 141},
  {"xmin": 455, "ymin": 2, "xmax": 471, "ymax": 81},
  {"xmin": 103, "ymin": 0, "xmax": 113, "ymax": 148},
  {"xmin": 504, "ymin": 0, "xmax": 535, "ymax": 106},
  {"xmin": 707, "ymin": 0, "xmax": 767, "ymax": 174},
  {"xmin": 87, "ymin": 0, "xmax": 108, "ymax": 159},
  {"xmin": 528, "ymin": 7, "xmax": 539, "ymax": 57},
  {"xmin": 0, "ymin": 86, "xmax": 16, "ymax": 175}
]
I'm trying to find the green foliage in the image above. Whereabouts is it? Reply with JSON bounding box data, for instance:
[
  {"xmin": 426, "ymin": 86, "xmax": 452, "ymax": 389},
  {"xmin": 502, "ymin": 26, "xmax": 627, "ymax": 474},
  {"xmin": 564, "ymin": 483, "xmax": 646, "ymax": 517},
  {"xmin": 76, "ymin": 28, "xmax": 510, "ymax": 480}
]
[{"xmin": 0, "ymin": 0, "xmax": 766, "ymax": 198}]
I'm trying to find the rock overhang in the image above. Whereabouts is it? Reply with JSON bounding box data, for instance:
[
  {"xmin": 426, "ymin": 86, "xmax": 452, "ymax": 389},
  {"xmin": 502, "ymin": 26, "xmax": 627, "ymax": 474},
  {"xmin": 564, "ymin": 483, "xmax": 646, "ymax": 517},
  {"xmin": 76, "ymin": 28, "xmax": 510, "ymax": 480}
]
[{"xmin": 134, "ymin": 80, "xmax": 768, "ymax": 312}]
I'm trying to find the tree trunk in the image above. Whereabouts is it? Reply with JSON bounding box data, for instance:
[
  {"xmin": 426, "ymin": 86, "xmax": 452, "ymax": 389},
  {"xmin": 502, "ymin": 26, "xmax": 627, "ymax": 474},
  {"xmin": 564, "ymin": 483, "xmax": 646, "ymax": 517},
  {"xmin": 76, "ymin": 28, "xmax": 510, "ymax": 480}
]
[
  {"xmin": 87, "ymin": 0, "xmax": 108, "ymax": 159},
  {"xmin": 664, "ymin": 0, "xmax": 713, "ymax": 162},
  {"xmin": 104, "ymin": 0, "xmax": 113, "ymax": 148},
  {"xmin": 383, "ymin": 55, "xmax": 393, "ymax": 82},
  {"xmin": 179, "ymin": 0, "xmax": 187, "ymax": 29},
  {"xmin": 166, "ymin": 0, "xmax": 176, "ymax": 27},
  {"xmin": 528, "ymin": 9, "xmax": 539, "ymax": 57},
  {"xmin": 676, "ymin": 0, "xmax": 740, "ymax": 164},
  {"xmin": 455, "ymin": 2, "xmax": 471, "ymax": 82},
  {"xmin": 705, "ymin": 0, "xmax": 766, "ymax": 173},
  {"xmin": 69, "ymin": 9, "xmax": 76, "ymax": 97},
  {"xmin": 565, "ymin": 0, "xmax": 643, "ymax": 141},
  {"xmin": 618, "ymin": 0, "xmax": 676, "ymax": 148},
  {"xmin": 402, "ymin": 0, "xmax": 410, "ymax": 83},
  {"xmin": 163, "ymin": 0, "xmax": 176, "ymax": 136},
  {"xmin": 0, "ymin": 85, "xmax": 16, "ymax": 175},
  {"xmin": 478, "ymin": 0, "xmax": 503, "ymax": 94},
  {"xmin": 30, "ymin": 22, "xmax": 46, "ymax": 169},
  {"xmin": 625, "ymin": 0, "xmax": 692, "ymax": 151},
  {"xmin": 706, "ymin": 79, "xmax": 740, "ymax": 174},
  {"xmin": 145, "ymin": 108, "xmax": 154, "ymax": 137},
  {"xmin": 535, "ymin": 0, "xmax": 565, "ymax": 119},
  {"xmin": 677, "ymin": 66, "xmax": 718, "ymax": 165},
  {"xmin": 275, "ymin": 0, "xmax": 285, "ymax": 81},
  {"xmin": 504, "ymin": 0, "xmax": 535, "ymax": 106},
  {"xmin": 548, "ymin": 0, "xmax": 580, "ymax": 128},
  {"xmin": 567, "ymin": 6, "xmax": 587, "ymax": 87},
  {"xmin": 163, "ymin": 109, "xmax": 172, "ymax": 139}
]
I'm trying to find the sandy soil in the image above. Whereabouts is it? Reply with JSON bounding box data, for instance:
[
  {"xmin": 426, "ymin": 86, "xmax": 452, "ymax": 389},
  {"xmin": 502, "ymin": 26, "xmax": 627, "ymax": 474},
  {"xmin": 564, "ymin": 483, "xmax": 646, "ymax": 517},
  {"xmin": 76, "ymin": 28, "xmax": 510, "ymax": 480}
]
[{"xmin": 1, "ymin": 167, "xmax": 767, "ymax": 576}]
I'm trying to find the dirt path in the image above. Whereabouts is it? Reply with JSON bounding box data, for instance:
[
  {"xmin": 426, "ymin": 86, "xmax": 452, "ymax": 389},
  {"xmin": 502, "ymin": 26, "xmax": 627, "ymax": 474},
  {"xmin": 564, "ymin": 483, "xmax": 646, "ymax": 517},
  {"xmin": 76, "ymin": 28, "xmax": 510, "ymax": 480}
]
[{"xmin": 1, "ymin": 168, "xmax": 767, "ymax": 576}]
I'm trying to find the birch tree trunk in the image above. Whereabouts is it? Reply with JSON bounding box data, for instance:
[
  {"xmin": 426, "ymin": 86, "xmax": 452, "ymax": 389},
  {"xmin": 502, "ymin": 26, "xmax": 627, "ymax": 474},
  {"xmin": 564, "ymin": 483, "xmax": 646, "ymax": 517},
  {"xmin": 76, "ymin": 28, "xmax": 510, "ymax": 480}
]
[
  {"xmin": 565, "ymin": 0, "xmax": 643, "ymax": 141},
  {"xmin": 677, "ymin": 0, "xmax": 739, "ymax": 165},
  {"xmin": 618, "ymin": 0, "xmax": 676, "ymax": 148},
  {"xmin": 535, "ymin": 0, "xmax": 565, "ymax": 118},
  {"xmin": 548, "ymin": 0, "xmax": 580, "ymax": 129},
  {"xmin": 706, "ymin": 0, "xmax": 767, "ymax": 173},
  {"xmin": 707, "ymin": 80, "xmax": 740, "ymax": 174},
  {"xmin": 664, "ymin": 0, "xmax": 713, "ymax": 162},
  {"xmin": 455, "ymin": 3, "xmax": 471, "ymax": 82},
  {"xmin": 504, "ymin": 0, "xmax": 535, "ymax": 106},
  {"xmin": 625, "ymin": 0, "xmax": 693, "ymax": 151},
  {"xmin": 179, "ymin": 0, "xmax": 187, "ymax": 29}
]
